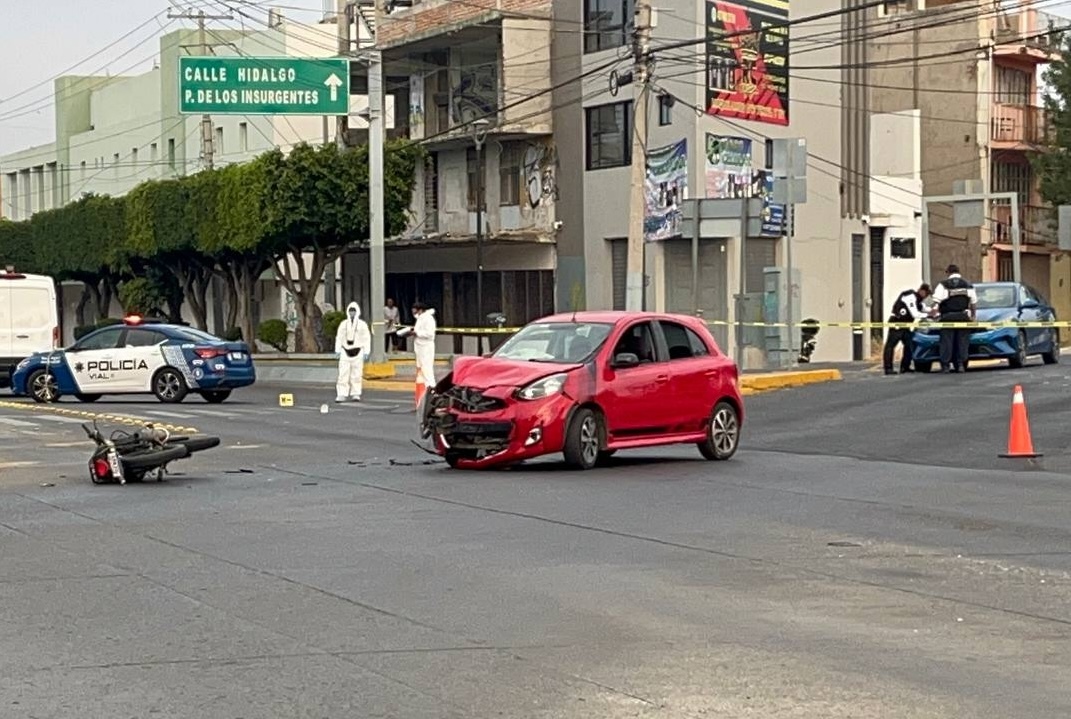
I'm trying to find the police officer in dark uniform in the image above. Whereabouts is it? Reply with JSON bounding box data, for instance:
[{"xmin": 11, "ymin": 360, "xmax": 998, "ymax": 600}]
[
  {"xmin": 932, "ymin": 264, "xmax": 978, "ymax": 373},
  {"xmin": 882, "ymin": 283, "xmax": 931, "ymax": 375}
]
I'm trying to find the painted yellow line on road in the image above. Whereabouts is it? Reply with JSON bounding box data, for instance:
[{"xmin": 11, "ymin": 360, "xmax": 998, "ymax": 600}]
[{"xmin": 0, "ymin": 400, "xmax": 199, "ymax": 434}]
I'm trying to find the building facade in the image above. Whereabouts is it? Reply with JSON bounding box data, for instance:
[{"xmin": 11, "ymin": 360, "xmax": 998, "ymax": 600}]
[{"xmin": 869, "ymin": 0, "xmax": 1068, "ymax": 320}]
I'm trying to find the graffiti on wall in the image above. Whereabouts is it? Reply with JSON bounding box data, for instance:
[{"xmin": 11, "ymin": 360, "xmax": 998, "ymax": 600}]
[
  {"xmin": 449, "ymin": 65, "xmax": 497, "ymax": 126},
  {"xmin": 523, "ymin": 142, "xmax": 558, "ymax": 209},
  {"xmin": 409, "ymin": 74, "xmax": 425, "ymax": 134}
]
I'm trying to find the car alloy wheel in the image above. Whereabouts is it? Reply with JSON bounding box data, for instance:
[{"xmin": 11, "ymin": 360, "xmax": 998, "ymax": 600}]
[
  {"xmin": 30, "ymin": 370, "xmax": 59, "ymax": 403},
  {"xmin": 153, "ymin": 368, "xmax": 188, "ymax": 403},
  {"xmin": 579, "ymin": 415, "xmax": 599, "ymax": 466},
  {"xmin": 563, "ymin": 407, "xmax": 601, "ymax": 470},
  {"xmin": 698, "ymin": 401, "xmax": 740, "ymax": 461}
]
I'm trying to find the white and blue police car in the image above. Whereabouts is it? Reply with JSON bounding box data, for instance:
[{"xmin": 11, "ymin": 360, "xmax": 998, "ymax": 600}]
[{"xmin": 11, "ymin": 316, "xmax": 256, "ymax": 404}]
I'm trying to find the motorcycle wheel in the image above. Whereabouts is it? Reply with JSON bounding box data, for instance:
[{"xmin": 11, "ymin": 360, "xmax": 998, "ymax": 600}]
[{"xmin": 121, "ymin": 445, "xmax": 188, "ymax": 472}]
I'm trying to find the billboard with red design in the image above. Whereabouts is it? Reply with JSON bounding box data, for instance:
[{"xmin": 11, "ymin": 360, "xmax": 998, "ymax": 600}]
[{"xmin": 705, "ymin": 0, "xmax": 789, "ymax": 126}]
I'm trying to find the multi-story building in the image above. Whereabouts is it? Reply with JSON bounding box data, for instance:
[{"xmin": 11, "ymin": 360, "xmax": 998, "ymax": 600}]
[
  {"xmin": 870, "ymin": 0, "xmax": 1067, "ymax": 318},
  {"xmin": 341, "ymin": 0, "xmax": 559, "ymax": 346},
  {"xmin": 374, "ymin": 0, "xmax": 893, "ymax": 363}
]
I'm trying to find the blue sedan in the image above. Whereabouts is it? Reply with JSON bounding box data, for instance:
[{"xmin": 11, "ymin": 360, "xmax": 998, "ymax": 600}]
[
  {"xmin": 12, "ymin": 317, "xmax": 256, "ymax": 404},
  {"xmin": 912, "ymin": 282, "xmax": 1060, "ymax": 372}
]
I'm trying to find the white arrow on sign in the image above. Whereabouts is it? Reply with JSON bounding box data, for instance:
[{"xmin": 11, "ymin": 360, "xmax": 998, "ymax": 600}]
[{"xmin": 324, "ymin": 73, "xmax": 343, "ymax": 102}]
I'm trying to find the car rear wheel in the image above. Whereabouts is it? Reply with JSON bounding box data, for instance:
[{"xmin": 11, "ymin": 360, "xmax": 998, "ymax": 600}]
[
  {"xmin": 698, "ymin": 401, "xmax": 740, "ymax": 461},
  {"xmin": 152, "ymin": 368, "xmax": 188, "ymax": 403},
  {"xmin": 28, "ymin": 369, "xmax": 60, "ymax": 403},
  {"xmin": 75, "ymin": 393, "xmax": 101, "ymax": 403},
  {"xmin": 200, "ymin": 389, "xmax": 231, "ymax": 404},
  {"xmin": 563, "ymin": 408, "xmax": 601, "ymax": 470},
  {"xmin": 1008, "ymin": 331, "xmax": 1028, "ymax": 369},
  {"xmin": 1043, "ymin": 330, "xmax": 1060, "ymax": 365}
]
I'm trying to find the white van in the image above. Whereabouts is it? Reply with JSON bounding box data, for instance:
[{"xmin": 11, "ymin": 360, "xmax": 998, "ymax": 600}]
[{"xmin": 0, "ymin": 270, "xmax": 59, "ymax": 388}]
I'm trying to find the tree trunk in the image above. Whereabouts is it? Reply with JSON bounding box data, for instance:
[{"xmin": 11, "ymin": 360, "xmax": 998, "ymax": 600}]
[
  {"xmin": 278, "ymin": 249, "xmax": 330, "ymax": 353},
  {"xmin": 178, "ymin": 264, "xmax": 210, "ymax": 330},
  {"xmin": 221, "ymin": 267, "xmax": 239, "ymax": 333},
  {"xmin": 99, "ymin": 278, "xmax": 115, "ymax": 320},
  {"xmin": 74, "ymin": 285, "xmax": 90, "ymax": 328},
  {"xmin": 236, "ymin": 262, "xmax": 261, "ymax": 347},
  {"xmin": 86, "ymin": 282, "xmax": 103, "ymax": 323}
]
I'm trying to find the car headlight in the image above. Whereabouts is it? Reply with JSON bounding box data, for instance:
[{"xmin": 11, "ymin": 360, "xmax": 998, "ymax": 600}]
[{"xmin": 517, "ymin": 373, "xmax": 568, "ymax": 401}]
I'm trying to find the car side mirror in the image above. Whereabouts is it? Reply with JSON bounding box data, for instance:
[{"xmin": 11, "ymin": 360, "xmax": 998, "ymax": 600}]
[
  {"xmin": 611, "ymin": 352, "xmax": 640, "ymax": 369},
  {"xmin": 1020, "ymin": 300, "xmax": 1039, "ymax": 310}
]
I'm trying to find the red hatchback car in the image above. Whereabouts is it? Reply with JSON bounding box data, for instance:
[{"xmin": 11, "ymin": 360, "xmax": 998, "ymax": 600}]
[{"xmin": 419, "ymin": 311, "xmax": 744, "ymax": 470}]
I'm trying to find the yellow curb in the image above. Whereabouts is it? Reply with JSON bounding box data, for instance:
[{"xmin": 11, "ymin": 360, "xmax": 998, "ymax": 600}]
[
  {"xmin": 739, "ymin": 369, "xmax": 842, "ymax": 392},
  {"xmin": 0, "ymin": 400, "xmax": 199, "ymax": 434},
  {"xmin": 364, "ymin": 362, "xmax": 395, "ymax": 380}
]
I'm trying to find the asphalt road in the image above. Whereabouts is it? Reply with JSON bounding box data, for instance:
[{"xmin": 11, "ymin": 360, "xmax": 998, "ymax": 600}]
[{"xmin": 1, "ymin": 361, "xmax": 1070, "ymax": 718}]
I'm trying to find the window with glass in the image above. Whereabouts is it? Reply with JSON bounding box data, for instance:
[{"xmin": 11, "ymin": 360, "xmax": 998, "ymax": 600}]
[
  {"xmin": 586, "ymin": 101, "xmax": 633, "ymax": 170},
  {"xmin": 499, "ymin": 143, "xmax": 522, "ymax": 206},
  {"xmin": 659, "ymin": 321, "xmax": 710, "ymax": 360},
  {"xmin": 75, "ymin": 326, "xmax": 124, "ymax": 351},
  {"xmin": 584, "ymin": 0, "xmax": 635, "ymax": 53}
]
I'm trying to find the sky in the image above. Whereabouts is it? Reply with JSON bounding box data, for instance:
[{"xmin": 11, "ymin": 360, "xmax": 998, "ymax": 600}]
[{"xmin": 3, "ymin": 0, "xmax": 1071, "ymax": 156}]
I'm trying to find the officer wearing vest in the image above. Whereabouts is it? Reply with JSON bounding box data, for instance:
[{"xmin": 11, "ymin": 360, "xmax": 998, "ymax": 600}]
[
  {"xmin": 931, "ymin": 264, "xmax": 978, "ymax": 373},
  {"xmin": 882, "ymin": 283, "xmax": 931, "ymax": 375}
]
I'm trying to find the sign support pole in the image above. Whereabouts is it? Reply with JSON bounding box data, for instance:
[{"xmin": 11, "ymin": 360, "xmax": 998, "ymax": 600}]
[
  {"xmin": 625, "ymin": 1, "xmax": 651, "ymax": 311},
  {"xmin": 368, "ymin": 50, "xmax": 386, "ymax": 365},
  {"xmin": 168, "ymin": 7, "xmax": 232, "ymax": 171}
]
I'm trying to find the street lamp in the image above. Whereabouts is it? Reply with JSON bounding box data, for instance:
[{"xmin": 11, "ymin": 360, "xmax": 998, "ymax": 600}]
[{"xmin": 472, "ymin": 117, "xmax": 490, "ymax": 354}]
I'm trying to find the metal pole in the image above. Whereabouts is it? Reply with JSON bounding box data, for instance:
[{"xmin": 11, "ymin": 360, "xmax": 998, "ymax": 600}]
[
  {"xmin": 785, "ymin": 207, "xmax": 794, "ymax": 366},
  {"xmin": 198, "ymin": 11, "xmax": 214, "ymax": 170},
  {"xmin": 1011, "ymin": 192, "xmax": 1022, "ymax": 284},
  {"xmin": 920, "ymin": 200, "xmax": 930, "ymax": 283},
  {"xmin": 625, "ymin": 1, "xmax": 651, "ymax": 311},
  {"xmin": 736, "ymin": 198, "xmax": 747, "ymax": 368},
  {"xmin": 368, "ymin": 48, "xmax": 386, "ymax": 364},
  {"xmin": 691, "ymin": 202, "xmax": 700, "ymax": 315},
  {"xmin": 475, "ymin": 138, "xmax": 484, "ymax": 355},
  {"xmin": 336, "ymin": 0, "xmax": 351, "ymax": 149}
]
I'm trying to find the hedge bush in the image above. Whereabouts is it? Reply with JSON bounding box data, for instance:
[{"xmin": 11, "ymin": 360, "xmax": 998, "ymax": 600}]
[
  {"xmin": 257, "ymin": 319, "xmax": 288, "ymax": 352},
  {"xmin": 321, "ymin": 310, "xmax": 345, "ymax": 344}
]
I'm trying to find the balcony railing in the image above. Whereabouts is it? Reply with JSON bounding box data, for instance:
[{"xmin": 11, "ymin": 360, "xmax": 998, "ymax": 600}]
[
  {"xmin": 991, "ymin": 103, "xmax": 1050, "ymax": 146},
  {"xmin": 992, "ymin": 202, "xmax": 1055, "ymax": 244}
]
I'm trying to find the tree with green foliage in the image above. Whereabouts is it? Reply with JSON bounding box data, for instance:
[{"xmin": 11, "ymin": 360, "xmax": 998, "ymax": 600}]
[
  {"xmin": 260, "ymin": 140, "xmax": 422, "ymax": 352},
  {"xmin": 1034, "ymin": 33, "xmax": 1071, "ymax": 209}
]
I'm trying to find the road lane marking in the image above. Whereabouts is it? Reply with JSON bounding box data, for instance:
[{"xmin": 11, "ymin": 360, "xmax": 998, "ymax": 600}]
[
  {"xmin": 0, "ymin": 417, "xmax": 38, "ymax": 428},
  {"xmin": 0, "ymin": 461, "xmax": 38, "ymax": 469},
  {"xmin": 145, "ymin": 410, "xmax": 197, "ymax": 419},
  {"xmin": 35, "ymin": 415, "xmax": 86, "ymax": 424},
  {"xmin": 0, "ymin": 400, "xmax": 198, "ymax": 435}
]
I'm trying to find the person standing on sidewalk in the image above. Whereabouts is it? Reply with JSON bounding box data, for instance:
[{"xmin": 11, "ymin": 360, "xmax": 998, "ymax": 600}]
[
  {"xmin": 383, "ymin": 298, "xmax": 401, "ymax": 354},
  {"xmin": 411, "ymin": 301, "xmax": 438, "ymax": 387},
  {"xmin": 882, "ymin": 283, "xmax": 931, "ymax": 375},
  {"xmin": 932, "ymin": 264, "xmax": 978, "ymax": 373}
]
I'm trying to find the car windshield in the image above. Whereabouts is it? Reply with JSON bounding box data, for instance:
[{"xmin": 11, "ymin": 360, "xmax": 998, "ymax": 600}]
[
  {"xmin": 975, "ymin": 285, "xmax": 1017, "ymax": 309},
  {"xmin": 494, "ymin": 322, "xmax": 613, "ymax": 363}
]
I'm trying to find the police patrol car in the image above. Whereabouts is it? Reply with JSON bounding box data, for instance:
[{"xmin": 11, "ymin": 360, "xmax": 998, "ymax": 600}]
[{"xmin": 11, "ymin": 316, "xmax": 256, "ymax": 404}]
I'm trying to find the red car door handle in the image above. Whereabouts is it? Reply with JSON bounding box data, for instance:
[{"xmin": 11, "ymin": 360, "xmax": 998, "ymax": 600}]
[{"xmin": 656, "ymin": 374, "xmax": 669, "ymax": 383}]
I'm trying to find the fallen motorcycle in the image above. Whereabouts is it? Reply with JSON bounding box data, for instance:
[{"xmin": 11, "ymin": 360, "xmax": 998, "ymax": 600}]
[{"xmin": 83, "ymin": 421, "xmax": 221, "ymax": 485}]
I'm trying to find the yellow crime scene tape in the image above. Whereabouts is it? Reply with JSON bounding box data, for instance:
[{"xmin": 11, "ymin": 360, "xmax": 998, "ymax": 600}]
[
  {"xmin": 427, "ymin": 319, "xmax": 1071, "ymax": 333},
  {"xmin": 0, "ymin": 400, "xmax": 199, "ymax": 435}
]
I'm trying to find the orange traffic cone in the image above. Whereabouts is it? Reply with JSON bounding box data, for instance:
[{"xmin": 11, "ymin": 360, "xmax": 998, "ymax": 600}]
[
  {"xmin": 414, "ymin": 367, "xmax": 426, "ymax": 409},
  {"xmin": 999, "ymin": 385, "xmax": 1042, "ymax": 458}
]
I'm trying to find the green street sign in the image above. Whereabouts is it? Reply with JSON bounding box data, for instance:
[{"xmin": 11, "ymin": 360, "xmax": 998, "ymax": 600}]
[{"xmin": 179, "ymin": 56, "xmax": 351, "ymax": 116}]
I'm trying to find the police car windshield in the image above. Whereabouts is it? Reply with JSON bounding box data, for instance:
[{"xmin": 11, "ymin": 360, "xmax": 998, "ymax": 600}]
[
  {"xmin": 494, "ymin": 322, "xmax": 613, "ymax": 363},
  {"xmin": 975, "ymin": 285, "xmax": 1017, "ymax": 309}
]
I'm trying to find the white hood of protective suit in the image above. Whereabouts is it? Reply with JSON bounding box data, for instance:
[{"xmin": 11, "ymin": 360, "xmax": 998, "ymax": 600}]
[{"xmin": 336, "ymin": 301, "xmax": 371, "ymax": 352}]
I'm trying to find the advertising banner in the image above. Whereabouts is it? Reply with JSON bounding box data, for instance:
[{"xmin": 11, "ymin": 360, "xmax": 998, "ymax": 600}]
[
  {"xmin": 705, "ymin": 0, "xmax": 789, "ymax": 126},
  {"xmin": 704, "ymin": 133, "xmax": 785, "ymax": 237},
  {"xmin": 644, "ymin": 139, "xmax": 688, "ymax": 242}
]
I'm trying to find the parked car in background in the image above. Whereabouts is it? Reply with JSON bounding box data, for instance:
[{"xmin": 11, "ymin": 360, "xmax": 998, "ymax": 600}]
[
  {"xmin": 420, "ymin": 311, "xmax": 744, "ymax": 470},
  {"xmin": 0, "ymin": 269, "xmax": 59, "ymax": 390},
  {"xmin": 912, "ymin": 281, "xmax": 1060, "ymax": 371},
  {"xmin": 12, "ymin": 316, "xmax": 256, "ymax": 404}
]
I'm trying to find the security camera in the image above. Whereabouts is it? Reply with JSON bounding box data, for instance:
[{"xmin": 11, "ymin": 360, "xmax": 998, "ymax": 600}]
[{"xmin": 553, "ymin": 220, "xmax": 564, "ymax": 231}]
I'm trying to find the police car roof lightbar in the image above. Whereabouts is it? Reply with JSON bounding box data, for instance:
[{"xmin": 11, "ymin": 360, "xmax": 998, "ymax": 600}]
[{"xmin": 122, "ymin": 315, "xmax": 165, "ymax": 325}]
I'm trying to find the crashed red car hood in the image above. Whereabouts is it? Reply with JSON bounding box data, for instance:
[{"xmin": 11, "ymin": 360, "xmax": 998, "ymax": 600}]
[{"xmin": 450, "ymin": 355, "xmax": 580, "ymax": 390}]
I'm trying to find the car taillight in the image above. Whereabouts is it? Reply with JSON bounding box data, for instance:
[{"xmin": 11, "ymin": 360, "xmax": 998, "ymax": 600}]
[
  {"xmin": 93, "ymin": 458, "xmax": 111, "ymax": 477},
  {"xmin": 52, "ymin": 326, "xmax": 60, "ymax": 348},
  {"xmin": 194, "ymin": 347, "xmax": 224, "ymax": 359}
]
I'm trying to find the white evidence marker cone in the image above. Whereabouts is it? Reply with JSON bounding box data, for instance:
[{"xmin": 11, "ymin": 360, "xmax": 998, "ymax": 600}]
[{"xmin": 320, "ymin": 404, "xmax": 329, "ymax": 414}]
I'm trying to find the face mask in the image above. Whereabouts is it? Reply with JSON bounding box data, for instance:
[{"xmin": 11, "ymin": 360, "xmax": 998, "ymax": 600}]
[{"xmin": 349, "ymin": 312, "xmax": 357, "ymax": 320}]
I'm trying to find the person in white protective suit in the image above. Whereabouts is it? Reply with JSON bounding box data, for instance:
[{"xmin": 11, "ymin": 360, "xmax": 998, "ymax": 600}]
[
  {"xmin": 335, "ymin": 301, "xmax": 372, "ymax": 403},
  {"xmin": 411, "ymin": 301, "xmax": 437, "ymax": 387}
]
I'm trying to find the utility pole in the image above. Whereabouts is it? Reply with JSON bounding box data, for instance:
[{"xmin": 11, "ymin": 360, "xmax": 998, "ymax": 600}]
[
  {"xmin": 368, "ymin": 0, "xmax": 386, "ymax": 363},
  {"xmin": 167, "ymin": 8, "xmax": 232, "ymax": 171},
  {"xmin": 336, "ymin": 0, "xmax": 352, "ymax": 149},
  {"xmin": 625, "ymin": 1, "xmax": 652, "ymax": 311}
]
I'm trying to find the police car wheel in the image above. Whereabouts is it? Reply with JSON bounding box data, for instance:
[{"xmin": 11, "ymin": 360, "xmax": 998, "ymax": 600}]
[
  {"xmin": 152, "ymin": 368, "xmax": 188, "ymax": 403},
  {"xmin": 200, "ymin": 390, "xmax": 231, "ymax": 404},
  {"xmin": 75, "ymin": 393, "xmax": 101, "ymax": 403},
  {"xmin": 28, "ymin": 370, "xmax": 60, "ymax": 403}
]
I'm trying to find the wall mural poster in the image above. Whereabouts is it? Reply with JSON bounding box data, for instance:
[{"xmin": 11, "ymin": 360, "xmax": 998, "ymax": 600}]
[
  {"xmin": 705, "ymin": 0, "xmax": 789, "ymax": 126},
  {"xmin": 704, "ymin": 133, "xmax": 785, "ymax": 237},
  {"xmin": 644, "ymin": 139, "xmax": 688, "ymax": 242}
]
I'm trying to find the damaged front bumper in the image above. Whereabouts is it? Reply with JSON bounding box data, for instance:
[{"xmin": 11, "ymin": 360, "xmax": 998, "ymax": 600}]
[{"xmin": 420, "ymin": 383, "xmax": 576, "ymax": 468}]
